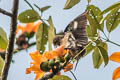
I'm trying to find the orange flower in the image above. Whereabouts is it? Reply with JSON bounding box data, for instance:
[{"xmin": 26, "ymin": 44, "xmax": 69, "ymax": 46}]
[
  {"xmin": 109, "ymin": 52, "xmax": 120, "ymax": 80},
  {"xmin": 16, "ymin": 22, "xmax": 42, "ymax": 34},
  {"xmin": 26, "ymin": 51, "xmax": 46, "ymax": 80},
  {"xmin": 26, "ymin": 45, "xmax": 67, "ymax": 80},
  {"xmin": 64, "ymin": 63, "xmax": 73, "ymax": 72},
  {"xmin": 0, "ymin": 48, "xmax": 4, "ymax": 52},
  {"xmin": 44, "ymin": 45, "xmax": 67, "ymax": 59}
]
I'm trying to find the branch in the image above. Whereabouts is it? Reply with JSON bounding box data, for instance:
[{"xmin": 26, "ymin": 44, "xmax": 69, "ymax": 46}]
[
  {"xmin": 0, "ymin": 8, "xmax": 13, "ymax": 17},
  {"xmin": 1, "ymin": 0, "xmax": 19, "ymax": 80}
]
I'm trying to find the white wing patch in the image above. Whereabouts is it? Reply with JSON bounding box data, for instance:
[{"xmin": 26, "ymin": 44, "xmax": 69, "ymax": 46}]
[{"xmin": 73, "ymin": 21, "xmax": 78, "ymax": 30}]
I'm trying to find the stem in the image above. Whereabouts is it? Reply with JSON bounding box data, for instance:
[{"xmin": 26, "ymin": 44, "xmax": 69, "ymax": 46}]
[
  {"xmin": 0, "ymin": 8, "xmax": 13, "ymax": 17},
  {"xmin": 70, "ymin": 71, "xmax": 77, "ymax": 80},
  {"xmin": 1, "ymin": 0, "xmax": 19, "ymax": 80},
  {"xmin": 24, "ymin": 0, "xmax": 34, "ymax": 10},
  {"xmin": 101, "ymin": 37, "xmax": 120, "ymax": 47},
  {"xmin": 102, "ymin": 31, "xmax": 108, "ymax": 40}
]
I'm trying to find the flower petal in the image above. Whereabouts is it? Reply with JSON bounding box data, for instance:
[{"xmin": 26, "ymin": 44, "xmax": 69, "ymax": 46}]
[
  {"xmin": 24, "ymin": 23, "xmax": 34, "ymax": 33},
  {"xmin": 34, "ymin": 72, "xmax": 45, "ymax": 80},
  {"xmin": 113, "ymin": 67, "xmax": 120, "ymax": 80},
  {"xmin": 64, "ymin": 64, "xmax": 73, "ymax": 72},
  {"xmin": 33, "ymin": 22, "xmax": 42, "ymax": 32},
  {"xmin": 110, "ymin": 52, "xmax": 120, "ymax": 63},
  {"xmin": 16, "ymin": 25, "xmax": 24, "ymax": 34}
]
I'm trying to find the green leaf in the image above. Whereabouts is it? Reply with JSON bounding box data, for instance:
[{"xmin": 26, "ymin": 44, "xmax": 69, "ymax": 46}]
[
  {"xmin": 101, "ymin": 1, "xmax": 120, "ymax": 15},
  {"xmin": 98, "ymin": 41, "xmax": 108, "ymax": 51},
  {"xmin": 18, "ymin": 9, "xmax": 40, "ymax": 23},
  {"xmin": 48, "ymin": 16, "xmax": 55, "ymax": 51},
  {"xmin": 87, "ymin": 5, "xmax": 104, "ymax": 32},
  {"xmin": 0, "ymin": 27, "xmax": 8, "ymax": 50},
  {"xmin": 98, "ymin": 46, "xmax": 109, "ymax": 66},
  {"xmin": 64, "ymin": 0, "xmax": 80, "ymax": 9},
  {"xmin": 50, "ymin": 75, "xmax": 72, "ymax": 80},
  {"xmin": 0, "ymin": 56, "xmax": 4, "ymax": 76},
  {"xmin": 41, "ymin": 6, "xmax": 51, "ymax": 12},
  {"xmin": 105, "ymin": 8, "xmax": 120, "ymax": 32},
  {"xmin": 36, "ymin": 23, "xmax": 48, "ymax": 54},
  {"xmin": 84, "ymin": 42, "xmax": 94, "ymax": 56},
  {"xmin": 86, "ymin": 25, "xmax": 95, "ymax": 40},
  {"xmin": 92, "ymin": 47, "xmax": 103, "ymax": 69},
  {"xmin": 34, "ymin": 4, "xmax": 51, "ymax": 13}
]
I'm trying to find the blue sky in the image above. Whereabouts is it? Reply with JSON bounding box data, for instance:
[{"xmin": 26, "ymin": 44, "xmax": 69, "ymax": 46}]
[{"xmin": 0, "ymin": 0, "xmax": 120, "ymax": 80}]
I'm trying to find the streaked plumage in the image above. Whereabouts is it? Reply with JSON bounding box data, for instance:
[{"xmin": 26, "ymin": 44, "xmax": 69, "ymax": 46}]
[{"xmin": 53, "ymin": 11, "xmax": 88, "ymax": 59}]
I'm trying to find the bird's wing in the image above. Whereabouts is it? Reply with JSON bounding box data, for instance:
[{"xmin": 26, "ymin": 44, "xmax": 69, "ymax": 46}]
[{"xmin": 64, "ymin": 11, "xmax": 88, "ymax": 46}]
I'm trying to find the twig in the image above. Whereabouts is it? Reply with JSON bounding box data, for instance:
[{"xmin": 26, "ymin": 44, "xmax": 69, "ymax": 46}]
[
  {"xmin": 0, "ymin": 8, "xmax": 13, "ymax": 17},
  {"xmin": 24, "ymin": 0, "xmax": 34, "ymax": 10},
  {"xmin": 1, "ymin": 0, "xmax": 19, "ymax": 80},
  {"xmin": 69, "ymin": 71, "xmax": 77, "ymax": 80},
  {"xmin": 101, "ymin": 37, "xmax": 120, "ymax": 47}
]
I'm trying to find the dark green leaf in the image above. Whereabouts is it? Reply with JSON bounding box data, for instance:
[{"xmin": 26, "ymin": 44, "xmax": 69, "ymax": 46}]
[
  {"xmin": 101, "ymin": 1, "xmax": 120, "ymax": 15},
  {"xmin": 36, "ymin": 23, "xmax": 48, "ymax": 54},
  {"xmin": 34, "ymin": 4, "xmax": 51, "ymax": 13},
  {"xmin": 0, "ymin": 56, "xmax": 4, "ymax": 76},
  {"xmin": 98, "ymin": 46, "xmax": 109, "ymax": 66},
  {"xmin": 0, "ymin": 27, "xmax": 8, "ymax": 50},
  {"xmin": 64, "ymin": 0, "xmax": 80, "ymax": 9},
  {"xmin": 92, "ymin": 47, "xmax": 103, "ymax": 69},
  {"xmin": 18, "ymin": 9, "xmax": 40, "ymax": 23},
  {"xmin": 50, "ymin": 75, "xmax": 72, "ymax": 80},
  {"xmin": 48, "ymin": 16, "xmax": 55, "ymax": 51},
  {"xmin": 105, "ymin": 8, "xmax": 120, "ymax": 32},
  {"xmin": 87, "ymin": 5, "xmax": 104, "ymax": 32}
]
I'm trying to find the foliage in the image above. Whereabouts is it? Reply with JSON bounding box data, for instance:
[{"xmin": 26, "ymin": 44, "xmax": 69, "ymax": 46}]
[{"xmin": 0, "ymin": 0, "xmax": 120, "ymax": 80}]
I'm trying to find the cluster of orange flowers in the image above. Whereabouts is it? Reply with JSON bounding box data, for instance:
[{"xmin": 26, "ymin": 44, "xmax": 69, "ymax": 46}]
[
  {"xmin": 109, "ymin": 52, "xmax": 120, "ymax": 80},
  {"xmin": 16, "ymin": 22, "xmax": 42, "ymax": 35},
  {"xmin": 26, "ymin": 45, "xmax": 73, "ymax": 80}
]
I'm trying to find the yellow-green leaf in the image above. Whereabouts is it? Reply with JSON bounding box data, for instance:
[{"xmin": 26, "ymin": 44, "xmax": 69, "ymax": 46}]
[
  {"xmin": 34, "ymin": 4, "xmax": 51, "ymax": 13},
  {"xmin": 36, "ymin": 23, "xmax": 48, "ymax": 54},
  {"xmin": 0, "ymin": 56, "xmax": 4, "ymax": 76},
  {"xmin": 18, "ymin": 9, "xmax": 40, "ymax": 23},
  {"xmin": 64, "ymin": 0, "xmax": 80, "ymax": 9},
  {"xmin": 84, "ymin": 42, "xmax": 94, "ymax": 56},
  {"xmin": 87, "ymin": 5, "xmax": 103, "ymax": 33},
  {"xmin": 0, "ymin": 27, "xmax": 8, "ymax": 50},
  {"xmin": 50, "ymin": 75, "xmax": 72, "ymax": 80},
  {"xmin": 101, "ymin": 1, "xmax": 120, "ymax": 15},
  {"xmin": 98, "ymin": 46, "xmax": 109, "ymax": 66},
  {"xmin": 105, "ymin": 8, "xmax": 120, "ymax": 32},
  {"xmin": 48, "ymin": 16, "xmax": 55, "ymax": 51},
  {"xmin": 92, "ymin": 47, "xmax": 103, "ymax": 69}
]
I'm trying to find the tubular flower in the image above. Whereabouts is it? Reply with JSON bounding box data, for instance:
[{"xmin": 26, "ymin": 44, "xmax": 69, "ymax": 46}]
[
  {"xmin": 109, "ymin": 52, "xmax": 120, "ymax": 80},
  {"xmin": 16, "ymin": 22, "xmax": 42, "ymax": 34},
  {"xmin": 26, "ymin": 51, "xmax": 47, "ymax": 80},
  {"xmin": 64, "ymin": 63, "xmax": 73, "ymax": 72},
  {"xmin": 26, "ymin": 45, "xmax": 68, "ymax": 80}
]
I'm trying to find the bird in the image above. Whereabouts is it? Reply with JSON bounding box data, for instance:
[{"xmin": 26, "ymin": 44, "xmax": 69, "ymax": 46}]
[{"xmin": 53, "ymin": 11, "xmax": 88, "ymax": 69}]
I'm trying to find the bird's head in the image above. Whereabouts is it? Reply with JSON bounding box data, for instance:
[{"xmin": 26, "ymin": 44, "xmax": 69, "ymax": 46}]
[{"xmin": 53, "ymin": 35, "xmax": 64, "ymax": 47}]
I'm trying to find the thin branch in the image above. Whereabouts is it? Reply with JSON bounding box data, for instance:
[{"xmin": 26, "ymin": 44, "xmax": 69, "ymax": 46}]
[
  {"xmin": 0, "ymin": 8, "xmax": 13, "ymax": 17},
  {"xmin": 1, "ymin": 0, "xmax": 19, "ymax": 80},
  {"xmin": 24, "ymin": 0, "xmax": 34, "ymax": 10},
  {"xmin": 69, "ymin": 71, "xmax": 77, "ymax": 80},
  {"xmin": 101, "ymin": 37, "xmax": 120, "ymax": 47}
]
